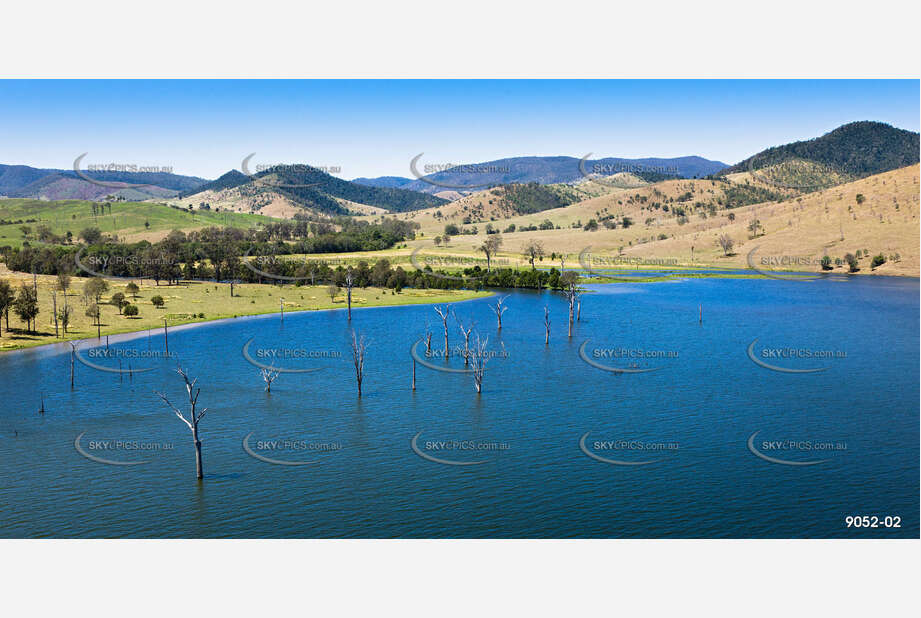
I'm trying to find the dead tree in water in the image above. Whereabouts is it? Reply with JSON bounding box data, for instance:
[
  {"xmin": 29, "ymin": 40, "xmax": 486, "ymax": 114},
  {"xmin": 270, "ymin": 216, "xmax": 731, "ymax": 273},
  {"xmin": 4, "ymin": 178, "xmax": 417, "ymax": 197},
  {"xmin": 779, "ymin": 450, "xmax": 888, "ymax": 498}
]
[
  {"xmin": 260, "ymin": 367, "xmax": 280, "ymax": 393},
  {"xmin": 155, "ymin": 366, "xmax": 209, "ymax": 480},
  {"xmin": 560, "ymin": 272, "xmax": 579, "ymax": 338},
  {"xmin": 544, "ymin": 306, "xmax": 551, "ymax": 345},
  {"xmin": 491, "ymin": 296, "xmax": 508, "ymax": 331},
  {"xmin": 69, "ymin": 341, "xmax": 76, "ymax": 389},
  {"xmin": 457, "ymin": 318, "xmax": 472, "ymax": 366},
  {"xmin": 433, "ymin": 305, "xmax": 450, "ymax": 358},
  {"xmin": 350, "ymin": 330, "xmax": 368, "ymax": 397},
  {"xmin": 470, "ymin": 333, "xmax": 489, "ymax": 394},
  {"xmin": 345, "ymin": 269, "xmax": 354, "ymax": 321},
  {"xmin": 424, "ymin": 327, "xmax": 433, "ymax": 355}
]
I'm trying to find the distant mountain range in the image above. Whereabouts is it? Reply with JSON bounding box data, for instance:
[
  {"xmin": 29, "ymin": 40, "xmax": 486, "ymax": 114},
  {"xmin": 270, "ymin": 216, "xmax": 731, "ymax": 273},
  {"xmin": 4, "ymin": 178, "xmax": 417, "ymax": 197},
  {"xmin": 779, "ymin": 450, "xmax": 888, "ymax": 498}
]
[
  {"xmin": 353, "ymin": 155, "xmax": 729, "ymax": 194},
  {"xmin": 722, "ymin": 121, "xmax": 919, "ymax": 179},
  {"xmin": 0, "ymin": 163, "xmax": 208, "ymax": 200},
  {"xmin": 3, "ymin": 123, "xmax": 917, "ymax": 210}
]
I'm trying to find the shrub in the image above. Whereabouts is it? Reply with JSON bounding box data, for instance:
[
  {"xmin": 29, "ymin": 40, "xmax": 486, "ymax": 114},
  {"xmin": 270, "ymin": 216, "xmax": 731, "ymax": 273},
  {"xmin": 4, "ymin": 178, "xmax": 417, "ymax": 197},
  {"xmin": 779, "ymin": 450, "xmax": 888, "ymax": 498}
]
[
  {"xmin": 123, "ymin": 304, "xmax": 139, "ymax": 317},
  {"xmin": 871, "ymin": 254, "xmax": 886, "ymax": 269},
  {"xmin": 844, "ymin": 253, "xmax": 859, "ymax": 272},
  {"xmin": 151, "ymin": 295, "xmax": 165, "ymax": 308}
]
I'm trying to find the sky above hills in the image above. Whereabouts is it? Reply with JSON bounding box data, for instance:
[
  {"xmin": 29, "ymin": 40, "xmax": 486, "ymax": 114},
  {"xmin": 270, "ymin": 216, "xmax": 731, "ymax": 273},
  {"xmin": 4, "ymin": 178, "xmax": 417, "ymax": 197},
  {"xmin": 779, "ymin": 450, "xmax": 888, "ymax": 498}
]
[{"xmin": 0, "ymin": 80, "xmax": 917, "ymax": 180}]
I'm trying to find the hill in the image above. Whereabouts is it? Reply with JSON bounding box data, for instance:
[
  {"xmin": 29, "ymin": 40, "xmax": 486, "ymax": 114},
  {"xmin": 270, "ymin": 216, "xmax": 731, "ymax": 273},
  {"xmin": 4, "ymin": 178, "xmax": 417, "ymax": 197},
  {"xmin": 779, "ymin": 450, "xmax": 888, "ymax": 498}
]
[
  {"xmin": 392, "ymin": 164, "xmax": 918, "ymax": 277},
  {"xmin": 722, "ymin": 121, "xmax": 920, "ymax": 189},
  {"xmin": 179, "ymin": 164, "xmax": 447, "ymax": 218},
  {"xmin": 0, "ymin": 198, "xmax": 276, "ymax": 249},
  {"xmin": 354, "ymin": 155, "xmax": 728, "ymax": 194},
  {"xmin": 0, "ymin": 162, "xmax": 209, "ymax": 200}
]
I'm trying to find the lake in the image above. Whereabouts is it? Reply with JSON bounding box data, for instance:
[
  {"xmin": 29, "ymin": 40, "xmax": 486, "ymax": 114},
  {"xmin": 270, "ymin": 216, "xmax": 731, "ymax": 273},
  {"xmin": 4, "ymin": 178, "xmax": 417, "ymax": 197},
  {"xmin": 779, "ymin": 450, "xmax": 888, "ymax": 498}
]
[{"xmin": 1, "ymin": 275, "xmax": 917, "ymax": 538}]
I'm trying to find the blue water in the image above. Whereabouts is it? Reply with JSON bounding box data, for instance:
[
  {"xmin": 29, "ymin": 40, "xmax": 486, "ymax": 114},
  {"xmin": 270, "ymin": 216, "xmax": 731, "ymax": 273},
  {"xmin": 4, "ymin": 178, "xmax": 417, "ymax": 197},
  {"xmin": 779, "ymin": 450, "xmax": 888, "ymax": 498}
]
[{"xmin": 0, "ymin": 276, "xmax": 917, "ymax": 538}]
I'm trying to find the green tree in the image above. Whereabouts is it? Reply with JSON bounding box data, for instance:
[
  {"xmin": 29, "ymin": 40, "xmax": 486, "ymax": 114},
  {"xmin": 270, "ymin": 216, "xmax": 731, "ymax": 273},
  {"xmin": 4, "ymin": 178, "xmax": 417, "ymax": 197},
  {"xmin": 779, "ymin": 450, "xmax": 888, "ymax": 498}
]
[
  {"xmin": 151, "ymin": 295, "xmax": 165, "ymax": 308},
  {"xmin": 844, "ymin": 253, "xmax": 859, "ymax": 273},
  {"xmin": 126, "ymin": 281, "xmax": 140, "ymax": 299},
  {"xmin": 871, "ymin": 254, "xmax": 886, "ymax": 269},
  {"xmin": 0, "ymin": 280, "xmax": 14, "ymax": 336},
  {"xmin": 79, "ymin": 227, "xmax": 103, "ymax": 244},
  {"xmin": 84, "ymin": 277, "xmax": 109, "ymax": 304},
  {"xmin": 14, "ymin": 284, "xmax": 40, "ymax": 333},
  {"xmin": 110, "ymin": 292, "xmax": 127, "ymax": 314},
  {"xmin": 821, "ymin": 255, "xmax": 833, "ymax": 271},
  {"xmin": 123, "ymin": 304, "xmax": 139, "ymax": 317}
]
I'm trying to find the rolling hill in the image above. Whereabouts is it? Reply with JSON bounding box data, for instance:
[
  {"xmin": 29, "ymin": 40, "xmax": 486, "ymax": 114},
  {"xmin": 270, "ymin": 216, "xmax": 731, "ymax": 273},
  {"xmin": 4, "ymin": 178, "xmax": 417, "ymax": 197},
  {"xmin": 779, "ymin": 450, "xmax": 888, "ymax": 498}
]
[
  {"xmin": 177, "ymin": 164, "xmax": 448, "ymax": 217},
  {"xmin": 721, "ymin": 121, "xmax": 920, "ymax": 189},
  {"xmin": 0, "ymin": 163, "xmax": 209, "ymax": 200}
]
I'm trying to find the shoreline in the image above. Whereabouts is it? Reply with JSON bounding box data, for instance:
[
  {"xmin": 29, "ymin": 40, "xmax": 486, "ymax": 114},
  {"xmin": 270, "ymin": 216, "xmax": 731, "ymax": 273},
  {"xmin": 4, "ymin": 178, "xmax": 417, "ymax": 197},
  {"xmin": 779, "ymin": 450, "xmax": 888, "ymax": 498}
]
[{"xmin": 0, "ymin": 286, "xmax": 494, "ymax": 357}]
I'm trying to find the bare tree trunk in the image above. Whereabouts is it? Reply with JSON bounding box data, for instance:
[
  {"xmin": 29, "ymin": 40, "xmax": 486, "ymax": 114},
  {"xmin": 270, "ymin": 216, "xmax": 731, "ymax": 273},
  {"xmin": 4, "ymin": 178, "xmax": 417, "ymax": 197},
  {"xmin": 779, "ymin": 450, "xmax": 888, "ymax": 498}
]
[
  {"xmin": 163, "ymin": 319, "xmax": 168, "ymax": 355},
  {"xmin": 434, "ymin": 306, "xmax": 449, "ymax": 359},
  {"xmin": 52, "ymin": 291, "xmax": 59, "ymax": 337},
  {"xmin": 491, "ymin": 296, "xmax": 507, "ymax": 331},
  {"xmin": 346, "ymin": 271, "xmax": 354, "ymax": 321},
  {"xmin": 260, "ymin": 367, "xmax": 279, "ymax": 392},
  {"xmin": 69, "ymin": 342, "xmax": 76, "ymax": 389},
  {"xmin": 458, "ymin": 321, "xmax": 472, "ymax": 366},
  {"xmin": 544, "ymin": 306, "xmax": 550, "ymax": 345},
  {"xmin": 156, "ymin": 366, "xmax": 209, "ymax": 481},
  {"xmin": 470, "ymin": 333, "xmax": 489, "ymax": 394},
  {"xmin": 350, "ymin": 330, "xmax": 367, "ymax": 397},
  {"xmin": 577, "ymin": 298, "xmax": 581, "ymax": 322},
  {"xmin": 192, "ymin": 426, "xmax": 203, "ymax": 480}
]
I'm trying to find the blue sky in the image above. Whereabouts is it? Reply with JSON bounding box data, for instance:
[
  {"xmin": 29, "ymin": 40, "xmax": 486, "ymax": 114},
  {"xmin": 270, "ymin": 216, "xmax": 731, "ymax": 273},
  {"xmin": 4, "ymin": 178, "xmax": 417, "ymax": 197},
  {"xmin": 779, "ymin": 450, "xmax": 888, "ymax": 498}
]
[{"xmin": 0, "ymin": 80, "xmax": 917, "ymax": 180}]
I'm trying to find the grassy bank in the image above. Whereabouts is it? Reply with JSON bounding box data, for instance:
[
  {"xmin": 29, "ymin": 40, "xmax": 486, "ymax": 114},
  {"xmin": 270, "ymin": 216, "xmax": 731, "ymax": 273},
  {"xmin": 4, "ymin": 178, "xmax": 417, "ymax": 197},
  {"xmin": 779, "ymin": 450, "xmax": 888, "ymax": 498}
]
[
  {"xmin": 0, "ymin": 198, "xmax": 275, "ymax": 248},
  {"xmin": 0, "ymin": 269, "xmax": 491, "ymax": 352}
]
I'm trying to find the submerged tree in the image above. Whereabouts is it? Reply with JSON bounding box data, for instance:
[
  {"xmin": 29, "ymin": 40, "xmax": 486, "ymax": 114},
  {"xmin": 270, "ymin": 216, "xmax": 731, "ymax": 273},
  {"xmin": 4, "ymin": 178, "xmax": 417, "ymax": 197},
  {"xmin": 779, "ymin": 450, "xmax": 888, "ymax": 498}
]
[
  {"xmin": 155, "ymin": 366, "xmax": 209, "ymax": 480},
  {"xmin": 470, "ymin": 333, "xmax": 489, "ymax": 394},
  {"xmin": 491, "ymin": 295, "xmax": 508, "ymax": 331},
  {"xmin": 433, "ymin": 305, "xmax": 450, "ymax": 359},
  {"xmin": 345, "ymin": 269, "xmax": 354, "ymax": 321},
  {"xmin": 350, "ymin": 330, "xmax": 368, "ymax": 397},
  {"xmin": 543, "ymin": 306, "xmax": 551, "ymax": 345},
  {"xmin": 457, "ymin": 317, "xmax": 472, "ymax": 366},
  {"xmin": 260, "ymin": 367, "xmax": 280, "ymax": 393},
  {"xmin": 560, "ymin": 271, "xmax": 579, "ymax": 337}
]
